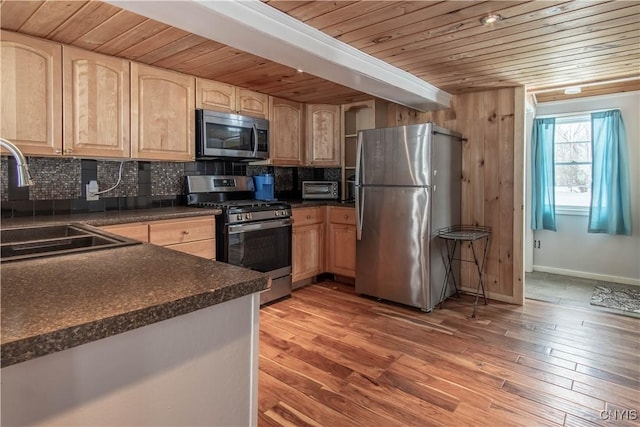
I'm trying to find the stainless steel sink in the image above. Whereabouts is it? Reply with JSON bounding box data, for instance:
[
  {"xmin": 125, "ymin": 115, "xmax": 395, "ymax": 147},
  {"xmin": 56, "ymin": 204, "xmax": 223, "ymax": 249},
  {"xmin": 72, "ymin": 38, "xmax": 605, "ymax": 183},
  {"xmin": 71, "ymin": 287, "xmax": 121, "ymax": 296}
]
[{"xmin": 0, "ymin": 223, "xmax": 141, "ymax": 262}]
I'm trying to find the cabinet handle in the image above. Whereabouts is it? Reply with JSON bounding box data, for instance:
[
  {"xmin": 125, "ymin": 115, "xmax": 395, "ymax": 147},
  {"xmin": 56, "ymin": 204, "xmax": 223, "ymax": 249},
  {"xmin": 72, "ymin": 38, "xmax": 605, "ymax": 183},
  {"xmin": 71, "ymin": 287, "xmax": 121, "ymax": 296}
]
[
  {"xmin": 65, "ymin": 148, "xmax": 73, "ymax": 154},
  {"xmin": 55, "ymin": 148, "xmax": 62, "ymax": 154},
  {"xmin": 344, "ymin": 215, "xmax": 349, "ymax": 220},
  {"xmin": 306, "ymin": 215, "xmax": 311, "ymax": 219},
  {"xmin": 182, "ymin": 230, "xmax": 190, "ymax": 235}
]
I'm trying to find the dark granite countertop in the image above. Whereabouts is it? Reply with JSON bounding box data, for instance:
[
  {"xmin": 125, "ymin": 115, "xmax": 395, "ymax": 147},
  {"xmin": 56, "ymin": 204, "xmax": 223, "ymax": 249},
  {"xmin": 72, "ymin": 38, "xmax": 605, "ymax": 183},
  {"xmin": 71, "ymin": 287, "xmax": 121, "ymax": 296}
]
[
  {"xmin": 1, "ymin": 243, "xmax": 268, "ymax": 367},
  {"xmin": 286, "ymin": 200, "xmax": 355, "ymax": 209},
  {"xmin": 0, "ymin": 206, "xmax": 270, "ymax": 368},
  {"xmin": 0, "ymin": 206, "xmax": 222, "ymax": 229}
]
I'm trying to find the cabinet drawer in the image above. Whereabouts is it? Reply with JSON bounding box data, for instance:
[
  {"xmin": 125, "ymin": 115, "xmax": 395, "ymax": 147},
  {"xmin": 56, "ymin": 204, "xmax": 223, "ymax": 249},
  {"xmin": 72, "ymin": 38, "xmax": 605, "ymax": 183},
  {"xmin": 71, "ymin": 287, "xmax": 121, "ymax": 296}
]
[
  {"xmin": 292, "ymin": 207, "xmax": 325, "ymax": 226},
  {"xmin": 166, "ymin": 239, "xmax": 216, "ymax": 260},
  {"xmin": 149, "ymin": 217, "xmax": 215, "ymax": 246},
  {"xmin": 329, "ymin": 207, "xmax": 356, "ymax": 225},
  {"xmin": 100, "ymin": 223, "xmax": 149, "ymax": 242}
]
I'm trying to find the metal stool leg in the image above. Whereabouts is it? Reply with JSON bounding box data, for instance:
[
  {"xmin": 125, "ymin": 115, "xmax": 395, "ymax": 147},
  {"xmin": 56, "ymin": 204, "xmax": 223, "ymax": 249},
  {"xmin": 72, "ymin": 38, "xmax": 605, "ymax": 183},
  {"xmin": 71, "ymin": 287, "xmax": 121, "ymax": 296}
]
[
  {"xmin": 469, "ymin": 236, "xmax": 490, "ymax": 318},
  {"xmin": 439, "ymin": 240, "xmax": 458, "ymax": 309}
]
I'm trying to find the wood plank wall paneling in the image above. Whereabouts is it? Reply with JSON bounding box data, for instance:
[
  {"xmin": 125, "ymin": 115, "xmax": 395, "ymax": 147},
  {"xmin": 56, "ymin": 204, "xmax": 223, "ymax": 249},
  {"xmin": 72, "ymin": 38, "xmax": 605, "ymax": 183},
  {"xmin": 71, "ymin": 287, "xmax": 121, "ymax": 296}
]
[{"xmin": 412, "ymin": 88, "xmax": 521, "ymax": 303}]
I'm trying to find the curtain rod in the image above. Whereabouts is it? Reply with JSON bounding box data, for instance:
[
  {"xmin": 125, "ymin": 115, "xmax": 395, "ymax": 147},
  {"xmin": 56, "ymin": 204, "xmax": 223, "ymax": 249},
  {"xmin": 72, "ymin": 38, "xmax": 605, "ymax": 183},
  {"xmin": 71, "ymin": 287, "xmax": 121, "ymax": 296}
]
[{"xmin": 535, "ymin": 108, "xmax": 621, "ymax": 119}]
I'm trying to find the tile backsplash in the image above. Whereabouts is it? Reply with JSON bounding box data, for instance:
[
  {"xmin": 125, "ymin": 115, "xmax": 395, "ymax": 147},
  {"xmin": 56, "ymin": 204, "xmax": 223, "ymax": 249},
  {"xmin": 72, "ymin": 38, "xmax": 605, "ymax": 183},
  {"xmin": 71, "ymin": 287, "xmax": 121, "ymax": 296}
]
[{"xmin": 1, "ymin": 156, "xmax": 342, "ymax": 217}]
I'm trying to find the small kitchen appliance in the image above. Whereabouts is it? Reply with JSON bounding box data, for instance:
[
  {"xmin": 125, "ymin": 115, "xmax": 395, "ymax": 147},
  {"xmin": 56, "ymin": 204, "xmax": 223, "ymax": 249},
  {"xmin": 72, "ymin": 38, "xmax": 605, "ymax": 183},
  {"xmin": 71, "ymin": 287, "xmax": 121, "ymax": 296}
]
[
  {"xmin": 302, "ymin": 181, "xmax": 339, "ymax": 200},
  {"xmin": 196, "ymin": 109, "xmax": 268, "ymax": 160},
  {"xmin": 186, "ymin": 175, "xmax": 292, "ymax": 305}
]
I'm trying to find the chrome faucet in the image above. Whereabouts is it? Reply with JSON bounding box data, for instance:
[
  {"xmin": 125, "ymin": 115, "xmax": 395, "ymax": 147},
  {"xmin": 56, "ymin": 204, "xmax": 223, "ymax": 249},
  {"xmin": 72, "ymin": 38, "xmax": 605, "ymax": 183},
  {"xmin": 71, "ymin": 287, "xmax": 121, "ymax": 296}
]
[{"xmin": 1, "ymin": 138, "xmax": 34, "ymax": 187}]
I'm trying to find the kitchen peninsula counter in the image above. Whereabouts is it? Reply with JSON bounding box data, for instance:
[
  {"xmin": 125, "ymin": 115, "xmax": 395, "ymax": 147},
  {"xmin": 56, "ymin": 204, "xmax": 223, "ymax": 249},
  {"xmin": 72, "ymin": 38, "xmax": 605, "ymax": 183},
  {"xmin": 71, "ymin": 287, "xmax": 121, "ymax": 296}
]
[
  {"xmin": 1, "ymin": 206, "xmax": 266, "ymax": 426},
  {"xmin": 1, "ymin": 242, "xmax": 268, "ymax": 367},
  {"xmin": 1, "ymin": 206, "xmax": 268, "ymax": 369}
]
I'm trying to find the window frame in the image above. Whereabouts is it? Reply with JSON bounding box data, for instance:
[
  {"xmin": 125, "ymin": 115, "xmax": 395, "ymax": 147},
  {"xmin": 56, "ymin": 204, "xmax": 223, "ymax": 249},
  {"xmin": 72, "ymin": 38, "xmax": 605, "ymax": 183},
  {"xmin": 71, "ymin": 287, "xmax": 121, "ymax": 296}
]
[{"xmin": 552, "ymin": 114, "xmax": 592, "ymax": 215}]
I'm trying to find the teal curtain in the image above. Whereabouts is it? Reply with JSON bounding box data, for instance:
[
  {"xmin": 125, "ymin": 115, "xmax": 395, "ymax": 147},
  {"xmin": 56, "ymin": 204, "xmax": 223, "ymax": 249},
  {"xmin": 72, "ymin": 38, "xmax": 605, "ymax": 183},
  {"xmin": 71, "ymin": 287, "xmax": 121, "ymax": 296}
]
[
  {"xmin": 531, "ymin": 118, "xmax": 557, "ymax": 231},
  {"xmin": 588, "ymin": 110, "xmax": 631, "ymax": 235}
]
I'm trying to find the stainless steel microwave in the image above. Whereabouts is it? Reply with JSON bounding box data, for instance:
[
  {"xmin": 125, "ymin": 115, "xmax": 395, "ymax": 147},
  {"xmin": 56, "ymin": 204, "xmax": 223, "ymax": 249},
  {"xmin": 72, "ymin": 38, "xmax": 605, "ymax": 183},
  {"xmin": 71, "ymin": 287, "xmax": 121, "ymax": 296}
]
[
  {"xmin": 196, "ymin": 109, "xmax": 268, "ymax": 160},
  {"xmin": 302, "ymin": 181, "xmax": 339, "ymax": 200}
]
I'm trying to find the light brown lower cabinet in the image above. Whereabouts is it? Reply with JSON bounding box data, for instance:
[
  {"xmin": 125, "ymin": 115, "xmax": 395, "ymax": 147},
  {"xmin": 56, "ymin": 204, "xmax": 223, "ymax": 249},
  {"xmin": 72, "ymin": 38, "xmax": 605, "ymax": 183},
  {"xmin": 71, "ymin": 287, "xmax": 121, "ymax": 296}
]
[
  {"xmin": 326, "ymin": 207, "xmax": 356, "ymax": 277},
  {"xmin": 292, "ymin": 223, "xmax": 324, "ymax": 282},
  {"xmin": 292, "ymin": 207, "xmax": 324, "ymax": 283},
  {"xmin": 101, "ymin": 216, "xmax": 216, "ymax": 260},
  {"xmin": 292, "ymin": 206, "xmax": 356, "ymax": 282},
  {"xmin": 100, "ymin": 223, "xmax": 149, "ymax": 243}
]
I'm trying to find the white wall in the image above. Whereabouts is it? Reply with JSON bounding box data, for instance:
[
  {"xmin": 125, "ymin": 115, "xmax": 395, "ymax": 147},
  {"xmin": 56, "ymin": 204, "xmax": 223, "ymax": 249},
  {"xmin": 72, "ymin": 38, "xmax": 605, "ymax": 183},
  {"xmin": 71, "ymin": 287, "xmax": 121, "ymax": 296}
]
[
  {"xmin": 1, "ymin": 293, "xmax": 260, "ymax": 427},
  {"xmin": 529, "ymin": 91, "xmax": 640, "ymax": 286}
]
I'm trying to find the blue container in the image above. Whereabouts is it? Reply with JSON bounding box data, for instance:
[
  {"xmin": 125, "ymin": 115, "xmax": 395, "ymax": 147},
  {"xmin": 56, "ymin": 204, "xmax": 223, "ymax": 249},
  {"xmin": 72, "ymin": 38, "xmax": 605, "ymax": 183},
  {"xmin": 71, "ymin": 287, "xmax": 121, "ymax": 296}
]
[{"xmin": 253, "ymin": 174, "xmax": 275, "ymax": 201}]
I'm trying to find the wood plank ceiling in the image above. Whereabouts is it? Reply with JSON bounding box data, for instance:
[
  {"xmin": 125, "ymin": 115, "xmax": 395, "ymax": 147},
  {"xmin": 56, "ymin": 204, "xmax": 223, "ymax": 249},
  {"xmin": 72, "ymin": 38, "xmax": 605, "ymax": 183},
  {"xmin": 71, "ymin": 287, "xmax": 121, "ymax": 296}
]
[{"xmin": 1, "ymin": 0, "xmax": 638, "ymax": 105}]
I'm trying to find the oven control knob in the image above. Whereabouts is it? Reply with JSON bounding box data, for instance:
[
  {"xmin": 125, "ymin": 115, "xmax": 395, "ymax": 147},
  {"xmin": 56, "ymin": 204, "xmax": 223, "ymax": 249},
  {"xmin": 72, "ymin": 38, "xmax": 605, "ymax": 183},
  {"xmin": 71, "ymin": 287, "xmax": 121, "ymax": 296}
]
[
  {"xmin": 275, "ymin": 211, "xmax": 280, "ymax": 216},
  {"xmin": 245, "ymin": 213, "xmax": 251, "ymax": 220},
  {"xmin": 281, "ymin": 210, "xmax": 287, "ymax": 217},
  {"xmin": 236, "ymin": 214, "xmax": 242, "ymax": 220}
]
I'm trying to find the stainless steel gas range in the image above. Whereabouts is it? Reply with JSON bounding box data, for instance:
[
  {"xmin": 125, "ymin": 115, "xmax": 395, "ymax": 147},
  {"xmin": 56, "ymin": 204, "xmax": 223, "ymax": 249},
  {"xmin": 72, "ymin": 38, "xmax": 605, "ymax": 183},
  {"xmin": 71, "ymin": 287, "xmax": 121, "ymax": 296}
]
[{"xmin": 186, "ymin": 175, "xmax": 292, "ymax": 305}]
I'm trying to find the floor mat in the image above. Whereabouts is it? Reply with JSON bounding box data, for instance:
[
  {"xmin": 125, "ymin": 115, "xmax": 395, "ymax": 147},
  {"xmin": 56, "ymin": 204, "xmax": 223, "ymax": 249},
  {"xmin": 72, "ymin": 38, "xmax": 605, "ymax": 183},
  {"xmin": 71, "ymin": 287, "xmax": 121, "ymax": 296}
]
[{"xmin": 590, "ymin": 284, "xmax": 640, "ymax": 314}]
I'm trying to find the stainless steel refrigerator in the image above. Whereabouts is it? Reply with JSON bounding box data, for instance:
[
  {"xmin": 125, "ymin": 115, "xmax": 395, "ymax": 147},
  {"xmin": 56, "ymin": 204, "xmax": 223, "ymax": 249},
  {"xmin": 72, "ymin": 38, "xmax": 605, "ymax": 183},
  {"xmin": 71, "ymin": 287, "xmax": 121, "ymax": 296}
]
[{"xmin": 355, "ymin": 123, "xmax": 462, "ymax": 311}]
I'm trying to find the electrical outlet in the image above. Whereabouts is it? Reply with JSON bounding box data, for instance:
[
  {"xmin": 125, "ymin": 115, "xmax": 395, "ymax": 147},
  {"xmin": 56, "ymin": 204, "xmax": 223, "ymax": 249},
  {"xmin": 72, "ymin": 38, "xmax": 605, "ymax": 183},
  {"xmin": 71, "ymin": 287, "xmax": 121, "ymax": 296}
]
[{"xmin": 86, "ymin": 180, "xmax": 99, "ymax": 201}]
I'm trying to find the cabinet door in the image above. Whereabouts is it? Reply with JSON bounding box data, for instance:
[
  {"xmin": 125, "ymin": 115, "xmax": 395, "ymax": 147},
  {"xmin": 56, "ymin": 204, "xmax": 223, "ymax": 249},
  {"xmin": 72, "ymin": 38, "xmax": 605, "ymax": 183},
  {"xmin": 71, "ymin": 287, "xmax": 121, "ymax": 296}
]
[
  {"xmin": 292, "ymin": 223, "xmax": 324, "ymax": 282},
  {"xmin": 63, "ymin": 46, "xmax": 130, "ymax": 158},
  {"xmin": 269, "ymin": 96, "xmax": 303, "ymax": 166},
  {"xmin": 167, "ymin": 239, "xmax": 216, "ymax": 260},
  {"xmin": 196, "ymin": 78, "xmax": 235, "ymax": 113},
  {"xmin": 292, "ymin": 206, "xmax": 325, "ymax": 227},
  {"xmin": 148, "ymin": 216, "xmax": 215, "ymax": 246},
  {"xmin": 1, "ymin": 30, "xmax": 62, "ymax": 156},
  {"xmin": 306, "ymin": 104, "xmax": 340, "ymax": 166},
  {"xmin": 131, "ymin": 63, "xmax": 194, "ymax": 161},
  {"xmin": 100, "ymin": 223, "xmax": 149, "ymax": 242},
  {"xmin": 329, "ymin": 206, "xmax": 356, "ymax": 225},
  {"xmin": 236, "ymin": 88, "xmax": 268, "ymax": 119},
  {"xmin": 328, "ymin": 223, "xmax": 356, "ymax": 277}
]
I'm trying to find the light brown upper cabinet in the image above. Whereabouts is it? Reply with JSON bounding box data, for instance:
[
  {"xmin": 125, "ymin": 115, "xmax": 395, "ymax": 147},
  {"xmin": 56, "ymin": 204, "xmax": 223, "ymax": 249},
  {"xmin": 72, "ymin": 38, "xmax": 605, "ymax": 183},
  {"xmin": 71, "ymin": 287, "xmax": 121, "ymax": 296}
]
[
  {"xmin": 1, "ymin": 30, "xmax": 62, "ymax": 156},
  {"xmin": 196, "ymin": 78, "xmax": 268, "ymax": 119},
  {"xmin": 131, "ymin": 63, "xmax": 195, "ymax": 161},
  {"xmin": 236, "ymin": 88, "xmax": 269, "ymax": 119},
  {"xmin": 269, "ymin": 97, "xmax": 304, "ymax": 166},
  {"xmin": 63, "ymin": 46, "xmax": 130, "ymax": 158},
  {"xmin": 306, "ymin": 104, "xmax": 340, "ymax": 167}
]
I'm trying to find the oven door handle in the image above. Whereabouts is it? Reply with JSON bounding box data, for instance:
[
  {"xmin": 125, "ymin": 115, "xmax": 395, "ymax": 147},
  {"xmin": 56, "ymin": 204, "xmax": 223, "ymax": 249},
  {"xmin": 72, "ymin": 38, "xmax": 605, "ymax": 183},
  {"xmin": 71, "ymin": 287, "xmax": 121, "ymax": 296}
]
[{"xmin": 228, "ymin": 218, "xmax": 292, "ymax": 234}]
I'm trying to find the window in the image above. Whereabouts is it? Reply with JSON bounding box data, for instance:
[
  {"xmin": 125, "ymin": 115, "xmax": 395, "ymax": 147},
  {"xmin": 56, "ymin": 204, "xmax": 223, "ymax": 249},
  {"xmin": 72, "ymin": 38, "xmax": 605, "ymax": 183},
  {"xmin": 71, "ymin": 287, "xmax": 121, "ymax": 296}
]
[{"xmin": 554, "ymin": 115, "xmax": 592, "ymax": 208}]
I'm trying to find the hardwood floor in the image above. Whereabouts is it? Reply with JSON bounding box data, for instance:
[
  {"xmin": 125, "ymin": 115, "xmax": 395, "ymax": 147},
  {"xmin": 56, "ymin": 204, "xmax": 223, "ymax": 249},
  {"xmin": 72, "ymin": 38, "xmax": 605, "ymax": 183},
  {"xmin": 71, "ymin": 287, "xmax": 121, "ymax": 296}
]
[{"xmin": 258, "ymin": 281, "xmax": 640, "ymax": 427}]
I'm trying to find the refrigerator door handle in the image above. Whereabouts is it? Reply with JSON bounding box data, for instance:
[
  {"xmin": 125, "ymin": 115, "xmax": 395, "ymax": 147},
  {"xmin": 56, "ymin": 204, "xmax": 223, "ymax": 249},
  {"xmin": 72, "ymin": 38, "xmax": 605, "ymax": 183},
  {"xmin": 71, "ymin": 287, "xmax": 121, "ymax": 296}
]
[{"xmin": 355, "ymin": 132, "xmax": 364, "ymax": 240}]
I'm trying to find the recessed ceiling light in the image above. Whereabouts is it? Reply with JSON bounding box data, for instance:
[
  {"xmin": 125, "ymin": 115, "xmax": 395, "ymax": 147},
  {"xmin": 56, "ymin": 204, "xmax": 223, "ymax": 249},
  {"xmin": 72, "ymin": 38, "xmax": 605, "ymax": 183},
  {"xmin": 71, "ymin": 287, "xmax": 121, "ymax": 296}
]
[
  {"xmin": 564, "ymin": 87, "xmax": 582, "ymax": 95},
  {"xmin": 480, "ymin": 14, "xmax": 503, "ymax": 25}
]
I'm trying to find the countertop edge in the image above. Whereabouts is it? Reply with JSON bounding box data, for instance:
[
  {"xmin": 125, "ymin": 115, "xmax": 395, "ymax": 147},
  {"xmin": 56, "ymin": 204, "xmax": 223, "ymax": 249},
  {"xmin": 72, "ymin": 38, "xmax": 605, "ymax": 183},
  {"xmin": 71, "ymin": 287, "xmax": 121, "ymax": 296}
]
[
  {"xmin": 0, "ymin": 207, "xmax": 222, "ymax": 229},
  {"xmin": 0, "ymin": 203, "xmax": 353, "ymax": 367},
  {"xmin": 287, "ymin": 200, "xmax": 355, "ymax": 208},
  {"xmin": 1, "ymin": 274, "xmax": 268, "ymax": 368}
]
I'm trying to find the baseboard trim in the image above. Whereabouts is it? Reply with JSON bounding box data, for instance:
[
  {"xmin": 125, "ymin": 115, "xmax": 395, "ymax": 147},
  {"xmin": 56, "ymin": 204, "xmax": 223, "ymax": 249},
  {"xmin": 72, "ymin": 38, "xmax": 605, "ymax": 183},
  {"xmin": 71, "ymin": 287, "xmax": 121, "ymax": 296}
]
[
  {"xmin": 458, "ymin": 287, "xmax": 517, "ymax": 304},
  {"xmin": 532, "ymin": 265, "xmax": 640, "ymax": 287}
]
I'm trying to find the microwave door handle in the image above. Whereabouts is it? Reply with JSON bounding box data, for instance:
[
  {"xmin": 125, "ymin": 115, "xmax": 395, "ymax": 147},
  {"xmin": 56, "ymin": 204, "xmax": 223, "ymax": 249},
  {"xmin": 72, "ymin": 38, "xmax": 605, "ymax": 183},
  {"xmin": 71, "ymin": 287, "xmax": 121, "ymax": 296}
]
[{"xmin": 251, "ymin": 123, "xmax": 258, "ymax": 157}]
